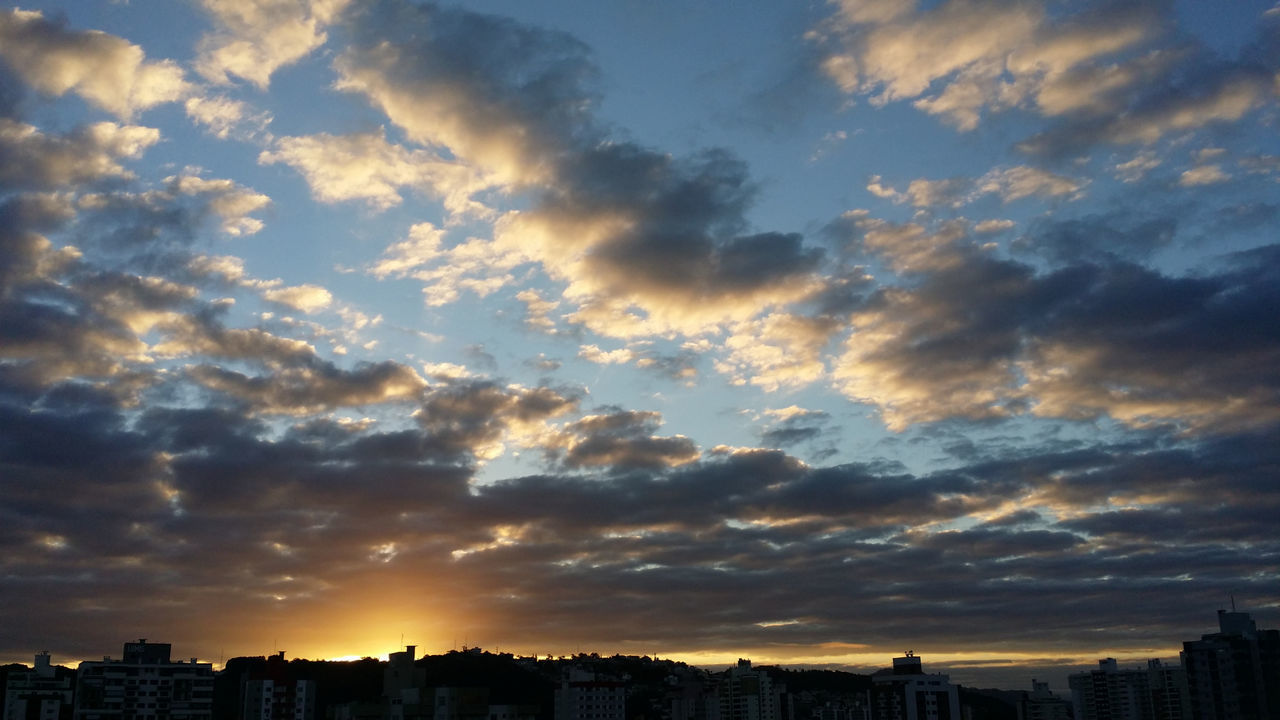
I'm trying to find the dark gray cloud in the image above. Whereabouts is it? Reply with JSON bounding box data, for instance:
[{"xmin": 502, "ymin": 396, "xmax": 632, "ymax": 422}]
[
  {"xmin": 555, "ymin": 408, "xmax": 699, "ymax": 471},
  {"xmin": 185, "ymin": 360, "xmax": 427, "ymax": 415},
  {"xmin": 759, "ymin": 409, "xmax": 833, "ymax": 451},
  {"xmin": 1018, "ymin": 52, "xmax": 1279, "ymax": 158},
  {"xmin": 1015, "ymin": 213, "xmax": 1177, "ymax": 263},
  {"xmin": 830, "ymin": 212, "xmax": 1280, "ymax": 432},
  {"xmin": 4, "ymin": 348, "xmax": 1279, "ymax": 663}
]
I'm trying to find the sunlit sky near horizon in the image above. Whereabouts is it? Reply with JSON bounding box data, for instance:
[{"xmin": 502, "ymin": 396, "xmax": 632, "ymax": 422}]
[{"xmin": 2, "ymin": 0, "xmax": 1279, "ymax": 691}]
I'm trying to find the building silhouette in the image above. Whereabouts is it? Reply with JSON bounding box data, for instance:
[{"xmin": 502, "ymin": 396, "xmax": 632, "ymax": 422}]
[
  {"xmin": 3, "ymin": 652, "xmax": 74, "ymax": 720},
  {"xmin": 553, "ymin": 668, "xmax": 625, "ymax": 720},
  {"xmin": 1182, "ymin": 610, "xmax": 1280, "ymax": 720},
  {"xmin": 718, "ymin": 660, "xmax": 791, "ymax": 720},
  {"xmin": 1017, "ymin": 680, "xmax": 1070, "ymax": 720},
  {"xmin": 74, "ymin": 640, "xmax": 213, "ymax": 720},
  {"xmin": 1069, "ymin": 657, "xmax": 1193, "ymax": 720},
  {"xmin": 236, "ymin": 652, "xmax": 315, "ymax": 720},
  {"xmin": 384, "ymin": 646, "xmax": 429, "ymax": 720},
  {"xmin": 1147, "ymin": 659, "xmax": 1192, "ymax": 720},
  {"xmin": 870, "ymin": 654, "xmax": 959, "ymax": 720}
]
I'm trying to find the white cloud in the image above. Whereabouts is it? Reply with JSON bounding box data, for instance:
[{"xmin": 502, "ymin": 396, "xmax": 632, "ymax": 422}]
[
  {"xmin": 974, "ymin": 219, "xmax": 1015, "ymax": 234},
  {"xmin": 188, "ymin": 254, "xmax": 247, "ymax": 283},
  {"xmin": 184, "ymin": 95, "xmax": 273, "ymax": 140},
  {"xmin": 368, "ymin": 222, "xmax": 445, "ymax": 278},
  {"xmin": 259, "ymin": 283, "xmax": 333, "ymax": 313},
  {"xmin": 816, "ymin": 1, "xmax": 1159, "ymax": 130},
  {"xmin": 171, "ymin": 174, "xmax": 272, "ymax": 236},
  {"xmin": 1179, "ymin": 164, "xmax": 1230, "ymax": 187},
  {"xmin": 975, "ymin": 166, "xmax": 1085, "ymax": 203},
  {"xmin": 579, "ymin": 345, "xmax": 635, "ymax": 365},
  {"xmin": 0, "ymin": 119, "xmax": 161, "ymax": 189},
  {"xmin": 259, "ymin": 131, "xmax": 490, "ymax": 216},
  {"xmin": 195, "ymin": 0, "xmax": 352, "ymax": 88},
  {"xmin": 0, "ymin": 8, "xmax": 189, "ymax": 118},
  {"xmin": 1113, "ymin": 151, "xmax": 1162, "ymax": 183},
  {"xmin": 868, "ymin": 166, "xmax": 1083, "ymax": 208}
]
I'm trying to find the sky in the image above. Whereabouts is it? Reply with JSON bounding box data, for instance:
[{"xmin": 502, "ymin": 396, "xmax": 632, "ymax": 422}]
[{"xmin": 1, "ymin": 0, "xmax": 1279, "ymax": 691}]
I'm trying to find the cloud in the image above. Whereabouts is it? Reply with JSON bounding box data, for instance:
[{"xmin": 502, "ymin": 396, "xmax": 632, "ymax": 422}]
[
  {"xmin": 716, "ymin": 313, "xmax": 839, "ymax": 392},
  {"xmin": 0, "ymin": 8, "xmax": 189, "ymax": 118},
  {"xmin": 0, "ymin": 119, "xmax": 160, "ymax": 190},
  {"xmin": 550, "ymin": 409, "xmax": 700, "ymax": 471},
  {"xmin": 974, "ymin": 219, "xmax": 1015, "ymax": 234},
  {"xmin": 169, "ymin": 174, "xmax": 271, "ymax": 236},
  {"xmin": 1113, "ymin": 151, "xmax": 1162, "ymax": 182},
  {"xmin": 368, "ymin": 222, "xmax": 445, "ymax": 277},
  {"xmin": 815, "ymin": 0, "xmax": 1158, "ymax": 130},
  {"xmin": 868, "ymin": 166, "xmax": 1085, "ymax": 208},
  {"xmin": 67, "ymin": 176, "xmax": 270, "ymax": 260},
  {"xmin": 1018, "ymin": 69, "xmax": 1277, "ymax": 156},
  {"xmin": 333, "ymin": 0, "xmax": 596, "ymax": 186},
  {"xmin": 259, "ymin": 131, "xmax": 488, "ymax": 215},
  {"xmin": 759, "ymin": 407, "xmax": 833, "ymax": 449},
  {"xmin": 579, "ymin": 344, "xmax": 635, "ymax": 366},
  {"xmin": 368, "ymin": 223, "xmax": 519, "ymax": 308},
  {"xmin": 184, "ymin": 95, "xmax": 273, "ymax": 140},
  {"xmin": 194, "ymin": 0, "xmax": 352, "ymax": 88},
  {"xmin": 578, "ymin": 343, "xmax": 699, "ymax": 382},
  {"xmin": 336, "ymin": 2, "xmax": 827, "ymax": 336},
  {"xmin": 413, "ymin": 380, "xmax": 580, "ymax": 462},
  {"xmin": 1179, "ymin": 164, "xmax": 1231, "ymax": 186},
  {"xmin": 1015, "ymin": 212, "xmax": 1176, "ymax": 264},
  {"xmin": 831, "ymin": 215, "xmax": 1280, "ymax": 432},
  {"xmin": 1019, "ymin": 251, "xmax": 1280, "ymax": 432},
  {"xmin": 151, "ymin": 316, "xmax": 317, "ymax": 367},
  {"xmin": 816, "ymin": 0, "xmax": 1279, "ymax": 156},
  {"xmin": 3, "ymin": 327, "xmax": 1278, "ymax": 662},
  {"xmin": 187, "ymin": 360, "xmax": 426, "ymax": 415},
  {"xmin": 258, "ymin": 282, "xmax": 333, "ymax": 313}
]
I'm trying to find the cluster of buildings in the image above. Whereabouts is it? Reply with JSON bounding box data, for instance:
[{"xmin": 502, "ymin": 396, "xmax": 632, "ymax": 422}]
[
  {"xmin": 335, "ymin": 644, "xmax": 540, "ymax": 720},
  {"xmin": 3, "ymin": 611, "xmax": 1276, "ymax": 720},
  {"xmin": 4, "ymin": 640, "xmax": 214, "ymax": 720},
  {"xmin": 1019, "ymin": 610, "xmax": 1280, "ymax": 720}
]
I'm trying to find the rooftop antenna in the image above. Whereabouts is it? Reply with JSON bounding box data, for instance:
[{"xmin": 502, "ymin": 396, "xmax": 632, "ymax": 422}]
[{"xmin": 1230, "ymin": 589, "xmax": 1237, "ymax": 612}]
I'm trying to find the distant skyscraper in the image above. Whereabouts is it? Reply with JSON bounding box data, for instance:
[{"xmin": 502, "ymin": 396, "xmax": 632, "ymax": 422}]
[
  {"xmin": 74, "ymin": 639, "xmax": 214, "ymax": 720},
  {"xmin": 869, "ymin": 654, "xmax": 959, "ymax": 720},
  {"xmin": 1181, "ymin": 610, "xmax": 1280, "ymax": 720}
]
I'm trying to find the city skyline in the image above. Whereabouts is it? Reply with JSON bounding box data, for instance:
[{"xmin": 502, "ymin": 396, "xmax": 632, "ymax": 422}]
[{"xmin": 2, "ymin": 0, "xmax": 1279, "ymax": 689}]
